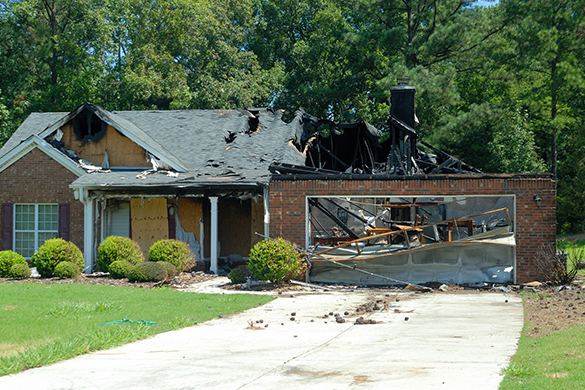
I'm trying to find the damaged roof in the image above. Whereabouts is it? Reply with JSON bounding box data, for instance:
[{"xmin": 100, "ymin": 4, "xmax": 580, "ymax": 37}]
[{"xmin": 0, "ymin": 104, "xmax": 305, "ymax": 192}]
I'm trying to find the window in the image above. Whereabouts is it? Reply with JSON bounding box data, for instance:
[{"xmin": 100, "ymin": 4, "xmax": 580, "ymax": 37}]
[{"xmin": 14, "ymin": 204, "xmax": 59, "ymax": 258}]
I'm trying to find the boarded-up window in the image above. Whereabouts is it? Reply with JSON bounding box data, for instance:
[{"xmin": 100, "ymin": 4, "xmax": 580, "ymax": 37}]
[{"xmin": 130, "ymin": 198, "xmax": 169, "ymax": 253}]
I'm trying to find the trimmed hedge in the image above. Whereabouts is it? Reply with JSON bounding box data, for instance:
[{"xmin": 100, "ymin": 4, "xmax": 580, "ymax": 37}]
[
  {"xmin": 9, "ymin": 262, "xmax": 31, "ymax": 279},
  {"xmin": 158, "ymin": 261, "xmax": 178, "ymax": 277},
  {"xmin": 128, "ymin": 261, "xmax": 168, "ymax": 283},
  {"xmin": 248, "ymin": 237, "xmax": 303, "ymax": 283},
  {"xmin": 229, "ymin": 265, "xmax": 251, "ymax": 284},
  {"xmin": 0, "ymin": 250, "xmax": 27, "ymax": 277},
  {"xmin": 148, "ymin": 239, "xmax": 194, "ymax": 272},
  {"xmin": 54, "ymin": 261, "xmax": 81, "ymax": 279},
  {"xmin": 31, "ymin": 238, "xmax": 84, "ymax": 278},
  {"xmin": 108, "ymin": 260, "xmax": 133, "ymax": 279},
  {"xmin": 97, "ymin": 236, "xmax": 143, "ymax": 272}
]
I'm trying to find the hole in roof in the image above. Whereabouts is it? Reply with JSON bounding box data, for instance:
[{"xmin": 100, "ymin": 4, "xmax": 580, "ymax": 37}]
[{"xmin": 71, "ymin": 110, "xmax": 107, "ymax": 143}]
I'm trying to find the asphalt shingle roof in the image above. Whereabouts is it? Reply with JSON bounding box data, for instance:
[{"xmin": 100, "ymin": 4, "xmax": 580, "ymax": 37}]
[{"xmin": 0, "ymin": 106, "xmax": 305, "ymax": 191}]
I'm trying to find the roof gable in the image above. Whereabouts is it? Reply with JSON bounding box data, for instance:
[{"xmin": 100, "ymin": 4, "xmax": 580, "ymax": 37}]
[
  {"xmin": 39, "ymin": 103, "xmax": 188, "ymax": 172},
  {"xmin": 0, "ymin": 135, "xmax": 85, "ymax": 176}
]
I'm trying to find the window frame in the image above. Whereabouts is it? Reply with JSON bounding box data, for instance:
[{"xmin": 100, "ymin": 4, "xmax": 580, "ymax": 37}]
[{"xmin": 13, "ymin": 203, "xmax": 59, "ymax": 259}]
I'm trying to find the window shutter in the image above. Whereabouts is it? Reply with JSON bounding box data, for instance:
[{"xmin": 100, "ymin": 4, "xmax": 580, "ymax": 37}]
[
  {"xmin": 1, "ymin": 203, "xmax": 13, "ymax": 250},
  {"xmin": 58, "ymin": 203, "xmax": 70, "ymax": 241},
  {"xmin": 168, "ymin": 206, "xmax": 176, "ymax": 240}
]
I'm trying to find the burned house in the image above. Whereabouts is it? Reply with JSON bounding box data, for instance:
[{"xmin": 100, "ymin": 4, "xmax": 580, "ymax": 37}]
[
  {"xmin": 0, "ymin": 84, "xmax": 555, "ymax": 285},
  {"xmin": 0, "ymin": 104, "xmax": 304, "ymax": 273},
  {"xmin": 270, "ymin": 84, "xmax": 556, "ymax": 285}
]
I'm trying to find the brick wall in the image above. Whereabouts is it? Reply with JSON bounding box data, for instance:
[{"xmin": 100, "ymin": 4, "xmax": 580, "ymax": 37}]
[
  {"xmin": 269, "ymin": 174, "xmax": 556, "ymax": 284},
  {"xmin": 0, "ymin": 147, "xmax": 84, "ymax": 251}
]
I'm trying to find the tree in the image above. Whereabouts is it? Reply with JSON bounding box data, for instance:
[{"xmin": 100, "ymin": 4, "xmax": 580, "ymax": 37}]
[{"xmin": 502, "ymin": 0, "xmax": 585, "ymax": 177}]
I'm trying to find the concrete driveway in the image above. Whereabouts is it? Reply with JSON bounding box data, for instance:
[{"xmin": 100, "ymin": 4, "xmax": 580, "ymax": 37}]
[{"xmin": 0, "ymin": 284, "xmax": 523, "ymax": 390}]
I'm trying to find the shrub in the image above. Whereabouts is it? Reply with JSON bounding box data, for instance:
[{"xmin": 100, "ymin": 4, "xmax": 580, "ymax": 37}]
[
  {"xmin": 229, "ymin": 265, "xmax": 251, "ymax": 284},
  {"xmin": 248, "ymin": 237, "xmax": 303, "ymax": 283},
  {"xmin": 128, "ymin": 261, "xmax": 168, "ymax": 282},
  {"xmin": 8, "ymin": 262, "xmax": 31, "ymax": 279},
  {"xmin": 97, "ymin": 236, "xmax": 143, "ymax": 272},
  {"xmin": 31, "ymin": 238, "xmax": 84, "ymax": 278},
  {"xmin": 0, "ymin": 250, "xmax": 27, "ymax": 277},
  {"xmin": 148, "ymin": 239, "xmax": 194, "ymax": 272},
  {"xmin": 108, "ymin": 260, "xmax": 133, "ymax": 279},
  {"xmin": 158, "ymin": 261, "xmax": 178, "ymax": 277},
  {"xmin": 54, "ymin": 261, "xmax": 81, "ymax": 279}
]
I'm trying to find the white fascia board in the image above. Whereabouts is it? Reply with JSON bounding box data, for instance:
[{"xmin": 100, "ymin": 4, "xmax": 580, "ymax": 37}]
[
  {"xmin": 0, "ymin": 135, "xmax": 85, "ymax": 177},
  {"xmin": 39, "ymin": 106, "xmax": 188, "ymax": 173}
]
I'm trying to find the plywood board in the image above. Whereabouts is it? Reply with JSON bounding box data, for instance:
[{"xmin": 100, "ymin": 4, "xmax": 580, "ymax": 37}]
[
  {"xmin": 177, "ymin": 198, "xmax": 203, "ymax": 241},
  {"xmin": 130, "ymin": 198, "xmax": 169, "ymax": 253},
  {"xmin": 251, "ymin": 197, "xmax": 264, "ymax": 248},
  {"xmin": 60, "ymin": 123, "xmax": 148, "ymax": 167},
  {"xmin": 218, "ymin": 199, "xmax": 251, "ymax": 257}
]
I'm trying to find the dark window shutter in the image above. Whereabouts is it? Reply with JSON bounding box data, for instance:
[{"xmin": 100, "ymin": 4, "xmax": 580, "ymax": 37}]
[
  {"xmin": 168, "ymin": 206, "xmax": 176, "ymax": 240},
  {"xmin": 58, "ymin": 203, "xmax": 70, "ymax": 241},
  {"xmin": 2, "ymin": 203, "xmax": 13, "ymax": 250}
]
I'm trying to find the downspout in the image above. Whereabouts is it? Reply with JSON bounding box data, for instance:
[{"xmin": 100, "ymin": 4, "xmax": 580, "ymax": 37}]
[
  {"xmin": 75, "ymin": 188, "xmax": 95, "ymax": 273},
  {"xmin": 209, "ymin": 196, "xmax": 219, "ymax": 274}
]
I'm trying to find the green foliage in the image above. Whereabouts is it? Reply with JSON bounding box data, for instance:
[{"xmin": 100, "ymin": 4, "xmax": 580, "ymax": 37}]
[
  {"xmin": 128, "ymin": 262, "xmax": 168, "ymax": 283},
  {"xmin": 229, "ymin": 265, "xmax": 251, "ymax": 284},
  {"xmin": 108, "ymin": 260, "xmax": 133, "ymax": 279},
  {"xmin": 97, "ymin": 236, "xmax": 143, "ymax": 273},
  {"xmin": 54, "ymin": 261, "xmax": 81, "ymax": 279},
  {"xmin": 8, "ymin": 263, "xmax": 31, "ymax": 280},
  {"xmin": 248, "ymin": 237, "xmax": 302, "ymax": 283},
  {"xmin": 31, "ymin": 239, "xmax": 84, "ymax": 278},
  {"xmin": 0, "ymin": 250, "xmax": 27, "ymax": 277},
  {"xmin": 158, "ymin": 261, "xmax": 178, "ymax": 277},
  {"xmin": 148, "ymin": 239, "xmax": 194, "ymax": 272}
]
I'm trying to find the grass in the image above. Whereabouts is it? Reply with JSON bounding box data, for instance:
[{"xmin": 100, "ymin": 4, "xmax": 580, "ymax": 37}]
[
  {"xmin": 561, "ymin": 239, "xmax": 585, "ymax": 276},
  {"xmin": 500, "ymin": 238, "xmax": 585, "ymax": 389},
  {"xmin": 499, "ymin": 325, "xmax": 585, "ymax": 389},
  {"xmin": 0, "ymin": 283, "xmax": 272, "ymax": 376}
]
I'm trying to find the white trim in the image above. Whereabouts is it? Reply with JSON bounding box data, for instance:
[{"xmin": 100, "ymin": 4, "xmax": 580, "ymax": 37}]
[
  {"xmin": 263, "ymin": 186, "xmax": 270, "ymax": 239},
  {"xmin": 39, "ymin": 106, "xmax": 188, "ymax": 173},
  {"xmin": 209, "ymin": 196, "xmax": 219, "ymax": 274},
  {"xmin": 0, "ymin": 135, "xmax": 85, "ymax": 177},
  {"xmin": 77, "ymin": 189, "xmax": 95, "ymax": 273},
  {"xmin": 13, "ymin": 203, "xmax": 59, "ymax": 259}
]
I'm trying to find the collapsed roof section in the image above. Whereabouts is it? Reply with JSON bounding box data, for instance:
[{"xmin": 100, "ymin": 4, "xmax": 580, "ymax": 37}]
[
  {"xmin": 271, "ymin": 85, "xmax": 481, "ymax": 177},
  {"xmin": 1, "ymin": 104, "xmax": 304, "ymax": 196}
]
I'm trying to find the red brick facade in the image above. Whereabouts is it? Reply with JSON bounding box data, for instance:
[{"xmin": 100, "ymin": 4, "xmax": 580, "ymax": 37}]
[
  {"xmin": 0, "ymin": 147, "xmax": 84, "ymax": 251},
  {"xmin": 269, "ymin": 174, "xmax": 556, "ymax": 284}
]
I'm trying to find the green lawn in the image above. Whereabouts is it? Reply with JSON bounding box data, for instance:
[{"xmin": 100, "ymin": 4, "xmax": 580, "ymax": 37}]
[
  {"xmin": 500, "ymin": 239, "xmax": 585, "ymax": 389},
  {"xmin": 499, "ymin": 324, "xmax": 585, "ymax": 389},
  {"xmin": 0, "ymin": 283, "xmax": 272, "ymax": 376}
]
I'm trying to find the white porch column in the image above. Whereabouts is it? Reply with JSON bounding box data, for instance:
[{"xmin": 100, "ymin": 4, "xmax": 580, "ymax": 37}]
[
  {"xmin": 209, "ymin": 196, "xmax": 219, "ymax": 274},
  {"xmin": 77, "ymin": 189, "xmax": 94, "ymax": 273},
  {"xmin": 263, "ymin": 186, "xmax": 270, "ymax": 239}
]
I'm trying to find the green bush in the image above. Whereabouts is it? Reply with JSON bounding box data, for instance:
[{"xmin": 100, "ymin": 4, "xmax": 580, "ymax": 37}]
[
  {"xmin": 158, "ymin": 261, "xmax": 178, "ymax": 277},
  {"xmin": 248, "ymin": 237, "xmax": 303, "ymax": 283},
  {"xmin": 229, "ymin": 265, "xmax": 251, "ymax": 284},
  {"xmin": 54, "ymin": 261, "xmax": 81, "ymax": 279},
  {"xmin": 128, "ymin": 262, "xmax": 168, "ymax": 283},
  {"xmin": 0, "ymin": 250, "xmax": 27, "ymax": 277},
  {"xmin": 97, "ymin": 236, "xmax": 143, "ymax": 272},
  {"xmin": 148, "ymin": 239, "xmax": 194, "ymax": 272},
  {"xmin": 108, "ymin": 260, "xmax": 133, "ymax": 279},
  {"xmin": 8, "ymin": 262, "xmax": 31, "ymax": 279},
  {"xmin": 31, "ymin": 238, "xmax": 84, "ymax": 278}
]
